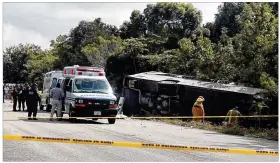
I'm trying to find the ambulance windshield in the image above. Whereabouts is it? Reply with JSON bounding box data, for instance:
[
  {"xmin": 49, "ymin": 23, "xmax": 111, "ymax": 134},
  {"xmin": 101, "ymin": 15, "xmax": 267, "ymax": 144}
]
[{"xmin": 73, "ymin": 79, "xmax": 112, "ymax": 94}]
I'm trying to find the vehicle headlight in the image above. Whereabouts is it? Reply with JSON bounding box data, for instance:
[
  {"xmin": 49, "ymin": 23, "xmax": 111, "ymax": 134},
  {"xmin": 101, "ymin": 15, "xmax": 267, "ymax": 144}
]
[
  {"xmin": 110, "ymin": 101, "xmax": 115, "ymax": 105},
  {"xmin": 78, "ymin": 99, "xmax": 83, "ymax": 103}
]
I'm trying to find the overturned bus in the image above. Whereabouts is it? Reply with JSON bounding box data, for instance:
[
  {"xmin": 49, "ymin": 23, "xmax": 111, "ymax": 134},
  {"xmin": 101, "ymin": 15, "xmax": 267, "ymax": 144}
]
[{"xmin": 122, "ymin": 71, "xmax": 265, "ymax": 121}]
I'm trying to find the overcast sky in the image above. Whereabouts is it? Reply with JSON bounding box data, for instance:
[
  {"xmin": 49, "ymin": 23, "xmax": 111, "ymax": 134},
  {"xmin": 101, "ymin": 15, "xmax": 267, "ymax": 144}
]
[{"xmin": 3, "ymin": 3, "xmax": 221, "ymax": 50}]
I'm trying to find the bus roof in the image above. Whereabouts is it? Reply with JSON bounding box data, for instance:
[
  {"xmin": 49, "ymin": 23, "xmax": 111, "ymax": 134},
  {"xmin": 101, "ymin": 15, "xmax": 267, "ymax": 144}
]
[{"xmin": 127, "ymin": 71, "xmax": 264, "ymax": 95}]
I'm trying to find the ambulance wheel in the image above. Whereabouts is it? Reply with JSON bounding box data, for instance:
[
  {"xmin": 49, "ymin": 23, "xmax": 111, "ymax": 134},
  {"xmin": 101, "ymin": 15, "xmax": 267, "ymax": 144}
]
[
  {"xmin": 108, "ymin": 118, "xmax": 116, "ymax": 124},
  {"xmin": 40, "ymin": 105, "xmax": 44, "ymax": 110}
]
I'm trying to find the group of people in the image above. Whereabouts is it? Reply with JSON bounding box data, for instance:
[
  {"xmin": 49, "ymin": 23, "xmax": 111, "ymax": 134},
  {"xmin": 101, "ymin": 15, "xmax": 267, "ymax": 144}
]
[
  {"xmin": 3, "ymin": 82, "xmax": 65, "ymax": 121},
  {"xmin": 3, "ymin": 84, "xmax": 15, "ymax": 103},
  {"xmin": 191, "ymin": 96, "xmax": 242, "ymax": 126},
  {"xmin": 3, "ymin": 83, "xmax": 41, "ymax": 120}
]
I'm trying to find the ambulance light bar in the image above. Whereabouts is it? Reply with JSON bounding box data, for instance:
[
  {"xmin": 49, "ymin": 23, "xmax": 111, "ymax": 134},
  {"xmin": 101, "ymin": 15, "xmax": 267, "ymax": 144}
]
[
  {"xmin": 77, "ymin": 67, "xmax": 103, "ymax": 72},
  {"xmin": 77, "ymin": 71, "xmax": 104, "ymax": 76},
  {"xmin": 63, "ymin": 66, "xmax": 105, "ymax": 77}
]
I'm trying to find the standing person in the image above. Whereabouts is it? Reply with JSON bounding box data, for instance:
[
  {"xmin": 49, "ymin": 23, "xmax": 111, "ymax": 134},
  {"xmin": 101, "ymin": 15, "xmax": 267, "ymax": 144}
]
[
  {"xmin": 11, "ymin": 85, "xmax": 18, "ymax": 111},
  {"xmin": 23, "ymin": 84, "xmax": 30, "ymax": 112},
  {"xmin": 191, "ymin": 96, "xmax": 205, "ymax": 122},
  {"xmin": 17, "ymin": 84, "xmax": 25, "ymax": 111},
  {"xmin": 26, "ymin": 83, "xmax": 41, "ymax": 120},
  {"xmin": 22, "ymin": 83, "xmax": 30, "ymax": 112},
  {"xmin": 49, "ymin": 83, "xmax": 64, "ymax": 121}
]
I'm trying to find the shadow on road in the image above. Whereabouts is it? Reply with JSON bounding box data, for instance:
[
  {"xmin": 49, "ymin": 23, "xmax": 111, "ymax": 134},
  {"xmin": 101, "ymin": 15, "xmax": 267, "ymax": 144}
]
[
  {"xmin": 17, "ymin": 117, "xmax": 109, "ymax": 125},
  {"xmin": 3, "ymin": 110, "xmax": 47, "ymax": 113}
]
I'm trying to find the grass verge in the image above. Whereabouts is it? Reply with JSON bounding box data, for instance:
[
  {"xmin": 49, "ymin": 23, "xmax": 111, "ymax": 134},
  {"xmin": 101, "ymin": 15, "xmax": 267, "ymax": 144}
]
[{"xmin": 160, "ymin": 119, "xmax": 278, "ymax": 141}]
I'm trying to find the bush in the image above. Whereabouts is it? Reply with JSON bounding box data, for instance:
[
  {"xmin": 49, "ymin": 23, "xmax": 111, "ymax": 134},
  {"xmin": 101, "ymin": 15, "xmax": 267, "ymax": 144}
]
[{"xmin": 218, "ymin": 125, "xmax": 245, "ymax": 136}]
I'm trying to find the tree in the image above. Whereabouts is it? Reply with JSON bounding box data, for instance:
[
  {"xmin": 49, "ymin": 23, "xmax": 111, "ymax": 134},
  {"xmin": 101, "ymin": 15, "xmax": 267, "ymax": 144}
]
[
  {"xmin": 82, "ymin": 36, "xmax": 123, "ymax": 68},
  {"xmin": 119, "ymin": 10, "xmax": 146, "ymax": 39},
  {"xmin": 121, "ymin": 38, "xmax": 148, "ymax": 73},
  {"xmin": 213, "ymin": 2, "xmax": 245, "ymax": 41},
  {"xmin": 50, "ymin": 34, "xmax": 90, "ymax": 69},
  {"xmin": 27, "ymin": 50, "xmax": 59, "ymax": 86},
  {"xmin": 144, "ymin": 3, "xmax": 202, "ymax": 38},
  {"xmin": 3, "ymin": 44, "xmax": 42, "ymax": 83},
  {"xmin": 233, "ymin": 3, "xmax": 278, "ymax": 87},
  {"xmin": 213, "ymin": 34, "xmax": 237, "ymax": 81},
  {"xmin": 194, "ymin": 36, "xmax": 215, "ymax": 80}
]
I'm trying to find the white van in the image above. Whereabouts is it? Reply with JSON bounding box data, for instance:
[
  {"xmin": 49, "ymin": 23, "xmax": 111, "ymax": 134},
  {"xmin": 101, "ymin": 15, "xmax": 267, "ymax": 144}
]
[
  {"xmin": 40, "ymin": 71, "xmax": 63, "ymax": 111},
  {"xmin": 61, "ymin": 65, "xmax": 118, "ymax": 124}
]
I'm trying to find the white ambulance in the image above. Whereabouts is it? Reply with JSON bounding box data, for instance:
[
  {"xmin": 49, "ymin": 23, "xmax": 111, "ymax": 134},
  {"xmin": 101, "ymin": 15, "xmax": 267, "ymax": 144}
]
[
  {"xmin": 41, "ymin": 71, "xmax": 63, "ymax": 111},
  {"xmin": 60, "ymin": 65, "xmax": 118, "ymax": 124}
]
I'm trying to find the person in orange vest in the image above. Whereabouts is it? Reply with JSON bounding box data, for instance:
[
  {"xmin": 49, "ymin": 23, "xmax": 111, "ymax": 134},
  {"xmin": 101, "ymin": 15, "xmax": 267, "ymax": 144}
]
[{"xmin": 192, "ymin": 97, "xmax": 205, "ymax": 122}]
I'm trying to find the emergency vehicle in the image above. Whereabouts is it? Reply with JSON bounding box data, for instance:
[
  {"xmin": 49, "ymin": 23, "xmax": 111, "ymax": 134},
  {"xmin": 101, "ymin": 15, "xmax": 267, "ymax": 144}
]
[
  {"xmin": 41, "ymin": 71, "xmax": 63, "ymax": 111},
  {"xmin": 59, "ymin": 65, "xmax": 118, "ymax": 124}
]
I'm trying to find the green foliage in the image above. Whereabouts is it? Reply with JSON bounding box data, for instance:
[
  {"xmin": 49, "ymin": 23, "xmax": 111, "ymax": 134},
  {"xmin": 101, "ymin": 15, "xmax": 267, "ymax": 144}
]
[
  {"xmin": 27, "ymin": 50, "xmax": 59, "ymax": 86},
  {"xmin": 3, "ymin": 44, "xmax": 42, "ymax": 83},
  {"xmin": 260, "ymin": 72, "xmax": 278, "ymax": 96},
  {"xmin": 144, "ymin": 2, "xmax": 202, "ymax": 38},
  {"xmin": 213, "ymin": 3, "xmax": 245, "ymax": 40},
  {"xmin": 82, "ymin": 36, "xmax": 123, "ymax": 68},
  {"xmin": 233, "ymin": 3, "xmax": 278, "ymax": 86}
]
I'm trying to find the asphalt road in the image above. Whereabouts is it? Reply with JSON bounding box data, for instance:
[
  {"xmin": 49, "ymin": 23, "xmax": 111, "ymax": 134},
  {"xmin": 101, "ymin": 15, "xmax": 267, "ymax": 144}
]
[{"xmin": 3, "ymin": 100, "xmax": 279, "ymax": 162}]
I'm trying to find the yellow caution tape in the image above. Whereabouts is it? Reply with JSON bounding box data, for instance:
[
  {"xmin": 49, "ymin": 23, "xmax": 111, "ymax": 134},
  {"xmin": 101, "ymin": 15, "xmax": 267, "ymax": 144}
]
[
  {"xmin": 3, "ymin": 115, "xmax": 278, "ymax": 119},
  {"xmin": 3, "ymin": 134, "xmax": 278, "ymax": 156}
]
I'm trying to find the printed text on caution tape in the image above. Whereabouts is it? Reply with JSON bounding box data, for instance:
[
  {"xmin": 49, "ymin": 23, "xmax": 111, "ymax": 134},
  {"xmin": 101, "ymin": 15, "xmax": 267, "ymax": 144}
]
[{"xmin": 3, "ymin": 135, "xmax": 278, "ymax": 156}]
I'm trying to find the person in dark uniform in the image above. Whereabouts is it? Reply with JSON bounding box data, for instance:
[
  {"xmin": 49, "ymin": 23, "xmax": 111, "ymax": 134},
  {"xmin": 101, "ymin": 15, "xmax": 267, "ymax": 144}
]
[
  {"xmin": 23, "ymin": 83, "xmax": 30, "ymax": 112},
  {"xmin": 12, "ymin": 85, "xmax": 19, "ymax": 111},
  {"xmin": 17, "ymin": 84, "xmax": 25, "ymax": 111},
  {"xmin": 26, "ymin": 83, "xmax": 41, "ymax": 120}
]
